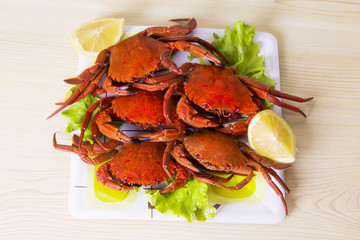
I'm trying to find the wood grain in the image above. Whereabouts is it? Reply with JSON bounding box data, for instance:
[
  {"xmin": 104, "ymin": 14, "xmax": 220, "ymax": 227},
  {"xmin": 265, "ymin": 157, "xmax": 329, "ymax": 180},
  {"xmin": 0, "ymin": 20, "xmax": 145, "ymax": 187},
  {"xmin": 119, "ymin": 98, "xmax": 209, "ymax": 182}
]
[{"xmin": 1, "ymin": 0, "xmax": 359, "ymax": 239}]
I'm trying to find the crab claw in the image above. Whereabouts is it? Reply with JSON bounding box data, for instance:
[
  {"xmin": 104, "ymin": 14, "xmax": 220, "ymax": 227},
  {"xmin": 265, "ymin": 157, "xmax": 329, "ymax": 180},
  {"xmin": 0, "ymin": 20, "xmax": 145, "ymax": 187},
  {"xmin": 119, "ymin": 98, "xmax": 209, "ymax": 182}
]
[
  {"xmin": 169, "ymin": 18, "xmax": 197, "ymax": 33},
  {"xmin": 143, "ymin": 18, "xmax": 197, "ymax": 37}
]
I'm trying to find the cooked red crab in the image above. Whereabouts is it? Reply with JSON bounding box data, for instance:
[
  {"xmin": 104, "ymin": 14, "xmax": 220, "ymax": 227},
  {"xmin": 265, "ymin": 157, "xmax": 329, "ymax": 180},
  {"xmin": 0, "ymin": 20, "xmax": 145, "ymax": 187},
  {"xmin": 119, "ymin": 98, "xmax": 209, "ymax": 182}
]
[
  {"xmin": 53, "ymin": 135, "xmax": 189, "ymax": 193},
  {"xmin": 77, "ymin": 89, "xmax": 186, "ymax": 150},
  {"xmin": 164, "ymin": 63, "xmax": 313, "ymax": 135},
  {"xmin": 164, "ymin": 130, "xmax": 291, "ymax": 214},
  {"xmin": 96, "ymin": 142, "xmax": 189, "ymax": 193},
  {"xmin": 48, "ymin": 18, "xmax": 227, "ymax": 119}
]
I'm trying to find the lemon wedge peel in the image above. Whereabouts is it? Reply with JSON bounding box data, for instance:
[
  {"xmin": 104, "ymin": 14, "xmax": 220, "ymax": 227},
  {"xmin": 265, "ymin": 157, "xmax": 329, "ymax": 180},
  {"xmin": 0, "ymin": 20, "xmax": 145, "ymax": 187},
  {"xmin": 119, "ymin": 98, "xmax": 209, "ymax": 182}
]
[
  {"xmin": 248, "ymin": 110, "xmax": 296, "ymax": 164},
  {"xmin": 70, "ymin": 18, "xmax": 125, "ymax": 58}
]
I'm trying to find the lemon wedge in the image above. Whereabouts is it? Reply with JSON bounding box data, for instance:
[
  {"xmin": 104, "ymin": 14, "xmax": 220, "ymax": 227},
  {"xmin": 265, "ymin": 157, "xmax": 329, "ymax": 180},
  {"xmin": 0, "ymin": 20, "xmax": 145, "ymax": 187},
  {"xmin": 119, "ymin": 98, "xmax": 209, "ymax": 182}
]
[
  {"xmin": 70, "ymin": 18, "xmax": 125, "ymax": 58},
  {"xmin": 248, "ymin": 110, "xmax": 296, "ymax": 163}
]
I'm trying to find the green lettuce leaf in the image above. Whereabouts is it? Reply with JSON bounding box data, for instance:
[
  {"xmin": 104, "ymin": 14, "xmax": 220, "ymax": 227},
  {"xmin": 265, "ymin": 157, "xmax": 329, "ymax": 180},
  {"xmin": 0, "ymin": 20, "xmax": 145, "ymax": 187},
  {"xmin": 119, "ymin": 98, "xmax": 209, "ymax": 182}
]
[
  {"xmin": 61, "ymin": 86, "xmax": 101, "ymax": 144},
  {"xmin": 146, "ymin": 179, "xmax": 216, "ymax": 222},
  {"xmin": 212, "ymin": 21, "xmax": 275, "ymax": 89}
]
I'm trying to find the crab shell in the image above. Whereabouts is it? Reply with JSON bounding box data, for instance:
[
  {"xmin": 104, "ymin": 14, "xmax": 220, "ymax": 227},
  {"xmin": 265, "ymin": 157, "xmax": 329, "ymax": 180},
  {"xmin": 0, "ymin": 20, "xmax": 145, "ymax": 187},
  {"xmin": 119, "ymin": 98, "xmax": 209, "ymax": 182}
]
[
  {"xmin": 103, "ymin": 142, "xmax": 169, "ymax": 186},
  {"xmin": 183, "ymin": 130, "xmax": 248, "ymax": 173},
  {"xmin": 185, "ymin": 64, "xmax": 260, "ymax": 116},
  {"xmin": 108, "ymin": 34, "xmax": 171, "ymax": 82},
  {"xmin": 111, "ymin": 90, "xmax": 176, "ymax": 127}
]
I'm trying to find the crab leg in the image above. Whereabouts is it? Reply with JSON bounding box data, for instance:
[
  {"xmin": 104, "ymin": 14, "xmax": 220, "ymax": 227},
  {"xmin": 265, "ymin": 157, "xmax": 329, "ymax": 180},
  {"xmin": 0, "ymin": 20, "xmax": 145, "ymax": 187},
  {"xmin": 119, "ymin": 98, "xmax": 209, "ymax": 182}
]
[
  {"xmin": 142, "ymin": 18, "xmax": 196, "ymax": 37},
  {"xmin": 161, "ymin": 68, "xmax": 201, "ymax": 124},
  {"xmin": 161, "ymin": 36, "xmax": 229, "ymax": 64},
  {"xmin": 263, "ymin": 167, "xmax": 290, "ymax": 194},
  {"xmin": 167, "ymin": 40, "xmax": 223, "ymax": 65},
  {"xmin": 160, "ymin": 54, "xmax": 181, "ymax": 74},
  {"xmin": 160, "ymin": 165, "xmax": 190, "ymax": 194},
  {"xmin": 53, "ymin": 133, "xmax": 118, "ymax": 165},
  {"xmin": 163, "ymin": 84, "xmax": 177, "ymax": 123},
  {"xmin": 47, "ymin": 49, "xmax": 109, "ymax": 119},
  {"xmin": 215, "ymin": 116, "xmax": 254, "ymax": 136},
  {"xmin": 238, "ymin": 141, "xmax": 291, "ymax": 193},
  {"xmin": 203, "ymin": 172, "xmax": 235, "ymax": 183},
  {"xmin": 80, "ymin": 150, "xmax": 118, "ymax": 165},
  {"xmin": 70, "ymin": 67, "xmax": 109, "ymax": 103},
  {"xmin": 238, "ymin": 75, "xmax": 313, "ymax": 117},
  {"xmin": 53, "ymin": 133, "xmax": 106, "ymax": 155},
  {"xmin": 176, "ymin": 95, "xmax": 219, "ymax": 128},
  {"xmin": 223, "ymin": 169, "xmax": 254, "ymax": 191},
  {"xmin": 63, "ymin": 78, "xmax": 83, "ymax": 85},
  {"xmin": 238, "ymin": 142, "xmax": 292, "ymax": 170},
  {"xmin": 249, "ymin": 86, "xmax": 308, "ymax": 117},
  {"xmin": 78, "ymin": 97, "xmax": 114, "ymax": 149},
  {"xmin": 95, "ymin": 108, "xmax": 132, "ymax": 143},
  {"xmin": 169, "ymin": 143, "xmax": 236, "ymax": 186},
  {"xmin": 54, "ymin": 87, "xmax": 106, "ymax": 106},
  {"xmin": 90, "ymin": 109, "xmax": 107, "ymax": 151},
  {"xmin": 240, "ymin": 140, "xmax": 291, "ymax": 168},
  {"xmin": 170, "ymin": 144, "xmax": 201, "ymax": 173},
  {"xmin": 96, "ymin": 164, "xmax": 133, "ymax": 191},
  {"xmin": 132, "ymin": 76, "xmax": 183, "ymax": 92},
  {"xmin": 247, "ymin": 161, "xmax": 288, "ymax": 215},
  {"xmin": 238, "ymin": 141, "xmax": 290, "ymax": 194},
  {"xmin": 134, "ymin": 119, "xmax": 186, "ymax": 142},
  {"xmin": 72, "ymin": 134, "xmax": 121, "ymax": 154},
  {"xmin": 163, "ymin": 141, "xmax": 176, "ymax": 181},
  {"xmin": 191, "ymin": 169, "xmax": 251, "ymax": 190},
  {"xmin": 239, "ymin": 75, "xmax": 313, "ymax": 103},
  {"xmin": 102, "ymin": 76, "xmax": 136, "ymax": 95},
  {"xmin": 161, "ymin": 141, "xmax": 192, "ymax": 194},
  {"xmin": 143, "ymin": 72, "xmax": 179, "ymax": 84}
]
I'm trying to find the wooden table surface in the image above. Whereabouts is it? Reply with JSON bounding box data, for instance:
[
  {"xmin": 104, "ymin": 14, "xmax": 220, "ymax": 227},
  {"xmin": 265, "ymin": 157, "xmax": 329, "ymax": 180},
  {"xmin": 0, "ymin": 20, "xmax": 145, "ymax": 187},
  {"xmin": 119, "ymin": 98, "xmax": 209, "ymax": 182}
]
[{"xmin": 1, "ymin": 0, "xmax": 359, "ymax": 239}]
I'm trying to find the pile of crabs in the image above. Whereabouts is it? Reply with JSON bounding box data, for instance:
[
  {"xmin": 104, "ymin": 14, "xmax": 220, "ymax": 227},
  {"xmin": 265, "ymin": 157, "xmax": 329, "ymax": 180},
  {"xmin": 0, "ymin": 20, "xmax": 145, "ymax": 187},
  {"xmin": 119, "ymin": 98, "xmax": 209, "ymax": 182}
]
[{"xmin": 49, "ymin": 19, "xmax": 312, "ymax": 215}]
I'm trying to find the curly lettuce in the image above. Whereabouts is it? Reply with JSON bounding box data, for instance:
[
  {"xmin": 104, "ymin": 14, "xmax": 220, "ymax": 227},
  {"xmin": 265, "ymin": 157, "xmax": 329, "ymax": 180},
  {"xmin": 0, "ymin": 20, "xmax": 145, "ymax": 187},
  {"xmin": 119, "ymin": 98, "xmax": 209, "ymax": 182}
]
[
  {"xmin": 146, "ymin": 179, "xmax": 216, "ymax": 222},
  {"xmin": 212, "ymin": 21, "xmax": 275, "ymax": 89},
  {"xmin": 61, "ymin": 86, "xmax": 101, "ymax": 143}
]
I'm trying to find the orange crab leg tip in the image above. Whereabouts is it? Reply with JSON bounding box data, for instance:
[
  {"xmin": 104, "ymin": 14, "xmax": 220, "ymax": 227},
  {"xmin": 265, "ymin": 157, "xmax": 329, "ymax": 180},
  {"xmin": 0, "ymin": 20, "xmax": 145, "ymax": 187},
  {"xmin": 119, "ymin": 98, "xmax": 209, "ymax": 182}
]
[
  {"xmin": 169, "ymin": 18, "xmax": 197, "ymax": 30},
  {"xmin": 303, "ymin": 96, "xmax": 314, "ymax": 102},
  {"xmin": 64, "ymin": 77, "xmax": 83, "ymax": 85},
  {"xmin": 47, "ymin": 106, "xmax": 65, "ymax": 119},
  {"xmin": 52, "ymin": 132, "xmax": 58, "ymax": 146}
]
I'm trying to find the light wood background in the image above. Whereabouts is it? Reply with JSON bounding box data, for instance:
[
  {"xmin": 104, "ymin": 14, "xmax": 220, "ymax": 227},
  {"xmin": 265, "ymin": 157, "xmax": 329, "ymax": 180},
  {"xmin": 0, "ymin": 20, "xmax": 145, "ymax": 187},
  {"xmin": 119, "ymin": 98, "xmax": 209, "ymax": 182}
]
[{"xmin": 1, "ymin": 0, "xmax": 359, "ymax": 239}]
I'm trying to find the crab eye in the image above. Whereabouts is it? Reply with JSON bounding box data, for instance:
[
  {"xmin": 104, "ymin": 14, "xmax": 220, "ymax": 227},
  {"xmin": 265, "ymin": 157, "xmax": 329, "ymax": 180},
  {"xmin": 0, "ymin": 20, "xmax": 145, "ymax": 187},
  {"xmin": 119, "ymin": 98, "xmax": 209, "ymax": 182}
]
[
  {"xmin": 234, "ymin": 106, "xmax": 240, "ymax": 112},
  {"xmin": 223, "ymin": 111, "xmax": 232, "ymax": 117},
  {"xmin": 202, "ymin": 103, "xmax": 210, "ymax": 110},
  {"xmin": 195, "ymin": 153, "xmax": 203, "ymax": 159}
]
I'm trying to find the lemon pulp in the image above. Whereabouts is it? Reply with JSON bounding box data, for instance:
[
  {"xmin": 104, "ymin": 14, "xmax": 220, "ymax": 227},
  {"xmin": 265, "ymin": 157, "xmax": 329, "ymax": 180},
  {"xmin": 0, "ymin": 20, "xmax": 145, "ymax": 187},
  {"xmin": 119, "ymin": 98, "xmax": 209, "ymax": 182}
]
[
  {"xmin": 248, "ymin": 109, "xmax": 296, "ymax": 163},
  {"xmin": 70, "ymin": 17, "xmax": 125, "ymax": 57}
]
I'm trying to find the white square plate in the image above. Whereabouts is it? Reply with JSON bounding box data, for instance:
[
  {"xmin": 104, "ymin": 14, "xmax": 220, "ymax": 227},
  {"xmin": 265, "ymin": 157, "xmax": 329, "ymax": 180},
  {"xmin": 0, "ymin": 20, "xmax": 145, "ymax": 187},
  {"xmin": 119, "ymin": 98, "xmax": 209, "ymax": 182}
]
[{"xmin": 68, "ymin": 26, "xmax": 285, "ymax": 223}]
